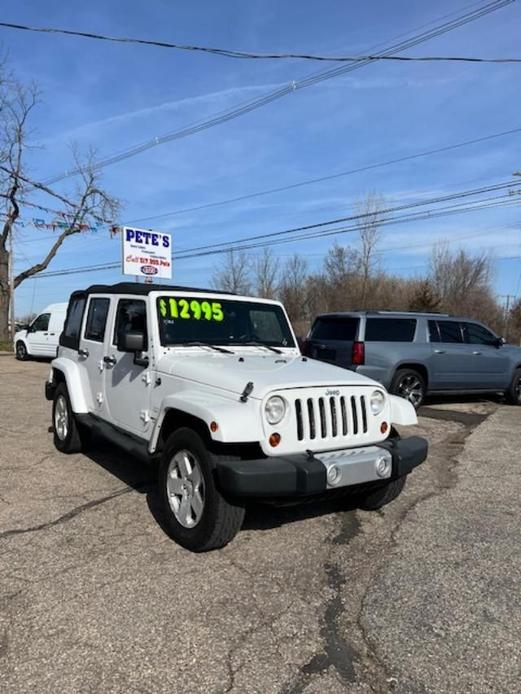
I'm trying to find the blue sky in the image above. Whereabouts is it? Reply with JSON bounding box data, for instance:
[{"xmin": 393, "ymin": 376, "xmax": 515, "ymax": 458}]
[{"xmin": 3, "ymin": 0, "xmax": 521, "ymax": 316}]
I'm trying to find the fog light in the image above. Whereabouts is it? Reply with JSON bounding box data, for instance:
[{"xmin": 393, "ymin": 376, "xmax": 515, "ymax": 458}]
[
  {"xmin": 380, "ymin": 421, "xmax": 388, "ymax": 434},
  {"xmin": 269, "ymin": 433, "xmax": 281, "ymax": 447},
  {"xmin": 327, "ymin": 465, "xmax": 341, "ymax": 486},
  {"xmin": 376, "ymin": 456, "xmax": 391, "ymax": 478}
]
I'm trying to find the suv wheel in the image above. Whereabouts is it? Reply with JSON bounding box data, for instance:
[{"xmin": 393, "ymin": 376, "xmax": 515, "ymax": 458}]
[
  {"xmin": 158, "ymin": 427, "xmax": 245, "ymax": 552},
  {"xmin": 52, "ymin": 383, "xmax": 84, "ymax": 453},
  {"xmin": 505, "ymin": 368, "xmax": 521, "ymax": 405},
  {"xmin": 16, "ymin": 341, "xmax": 28, "ymax": 361},
  {"xmin": 391, "ymin": 368, "xmax": 426, "ymax": 409},
  {"xmin": 358, "ymin": 476, "xmax": 406, "ymax": 511}
]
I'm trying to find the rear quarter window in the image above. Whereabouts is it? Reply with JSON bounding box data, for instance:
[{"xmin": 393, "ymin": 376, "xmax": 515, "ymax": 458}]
[
  {"xmin": 60, "ymin": 295, "xmax": 87, "ymax": 350},
  {"xmin": 365, "ymin": 318, "xmax": 417, "ymax": 342},
  {"xmin": 310, "ymin": 317, "xmax": 359, "ymax": 341}
]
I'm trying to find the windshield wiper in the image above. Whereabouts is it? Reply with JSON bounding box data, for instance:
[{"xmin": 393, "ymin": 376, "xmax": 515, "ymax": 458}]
[
  {"xmin": 240, "ymin": 341, "xmax": 282, "ymax": 354},
  {"xmin": 177, "ymin": 341, "xmax": 234, "ymax": 354}
]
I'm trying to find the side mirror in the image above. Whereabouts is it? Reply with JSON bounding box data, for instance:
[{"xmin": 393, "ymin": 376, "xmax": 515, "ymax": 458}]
[
  {"xmin": 118, "ymin": 330, "xmax": 145, "ymax": 353},
  {"xmin": 496, "ymin": 336, "xmax": 506, "ymax": 347},
  {"xmin": 118, "ymin": 330, "xmax": 148, "ymax": 367}
]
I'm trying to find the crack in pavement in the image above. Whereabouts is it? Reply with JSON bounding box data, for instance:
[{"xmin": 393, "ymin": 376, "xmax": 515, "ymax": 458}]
[
  {"xmin": 353, "ymin": 412, "xmax": 491, "ymax": 693},
  {"xmin": 0, "ymin": 484, "xmax": 149, "ymax": 541},
  {"xmin": 281, "ymin": 408, "xmax": 494, "ymax": 694},
  {"xmin": 281, "ymin": 517, "xmax": 362, "ymax": 694}
]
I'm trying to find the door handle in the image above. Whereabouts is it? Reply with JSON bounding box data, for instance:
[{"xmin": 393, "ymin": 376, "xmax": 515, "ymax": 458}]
[
  {"xmin": 103, "ymin": 355, "xmax": 117, "ymax": 367},
  {"xmin": 472, "ymin": 350, "xmax": 482, "ymax": 355},
  {"xmin": 49, "ymin": 333, "xmax": 55, "ymax": 336},
  {"xmin": 78, "ymin": 348, "xmax": 89, "ymax": 358},
  {"xmin": 434, "ymin": 349, "xmax": 446, "ymax": 354}
]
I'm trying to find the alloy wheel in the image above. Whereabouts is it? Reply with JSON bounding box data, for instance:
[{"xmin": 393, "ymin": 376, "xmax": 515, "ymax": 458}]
[
  {"xmin": 166, "ymin": 449, "xmax": 205, "ymax": 528},
  {"xmin": 397, "ymin": 374, "xmax": 424, "ymax": 408},
  {"xmin": 54, "ymin": 394, "xmax": 69, "ymax": 441}
]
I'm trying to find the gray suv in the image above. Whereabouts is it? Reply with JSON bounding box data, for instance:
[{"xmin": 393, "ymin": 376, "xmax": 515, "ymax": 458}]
[{"xmin": 303, "ymin": 311, "xmax": 521, "ymax": 409}]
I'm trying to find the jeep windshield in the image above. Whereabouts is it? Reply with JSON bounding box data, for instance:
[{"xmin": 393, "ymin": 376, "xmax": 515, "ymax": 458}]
[{"xmin": 156, "ymin": 296, "xmax": 295, "ymax": 349}]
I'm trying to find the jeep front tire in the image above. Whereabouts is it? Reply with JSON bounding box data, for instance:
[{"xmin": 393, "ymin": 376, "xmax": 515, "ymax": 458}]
[
  {"xmin": 158, "ymin": 427, "xmax": 245, "ymax": 552},
  {"xmin": 357, "ymin": 476, "xmax": 406, "ymax": 511}
]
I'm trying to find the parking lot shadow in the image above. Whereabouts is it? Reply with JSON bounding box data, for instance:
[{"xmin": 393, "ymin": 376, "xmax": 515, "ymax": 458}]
[{"xmin": 81, "ymin": 436, "xmax": 360, "ymax": 540}]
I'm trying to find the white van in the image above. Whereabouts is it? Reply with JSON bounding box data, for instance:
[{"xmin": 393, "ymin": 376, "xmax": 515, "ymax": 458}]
[{"xmin": 15, "ymin": 303, "xmax": 68, "ymax": 360}]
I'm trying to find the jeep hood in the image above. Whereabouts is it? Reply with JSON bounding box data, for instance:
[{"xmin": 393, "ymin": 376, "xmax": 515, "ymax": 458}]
[{"xmin": 156, "ymin": 352, "xmax": 380, "ymax": 399}]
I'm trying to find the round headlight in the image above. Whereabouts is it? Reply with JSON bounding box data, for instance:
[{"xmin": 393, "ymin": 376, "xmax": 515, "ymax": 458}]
[
  {"xmin": 265, "ymin": 396, "xmax": 286, "ymax": 425},
  {"xmin": 370, "ymin": 390, "xmax": 385, "ymax": 415}
]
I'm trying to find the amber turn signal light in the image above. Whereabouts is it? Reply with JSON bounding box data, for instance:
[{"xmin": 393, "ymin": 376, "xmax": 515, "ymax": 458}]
[
  {"xmin": 380, "ymin": 421, "xmax": 388, "ymax": 434},
  {"xmin": 210, "ymin": 421, "xmax": 219, "ymax": 432},
  {"xmin": 269, "ymin": 433, "xmax": 281, "ymax": 447}
]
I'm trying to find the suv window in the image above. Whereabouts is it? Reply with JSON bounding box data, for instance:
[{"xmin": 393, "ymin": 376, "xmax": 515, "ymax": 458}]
[
  {"xmin": 30, "ymin": 313, "xmax": 50, "ymax": 332},
  {"xmin": 84, "ymin": 298, "xmax": 110, "ymax": 343},
  {"xmin": 310, "ymin": 317, "xmax": 359, "ymax": 341},
  {"xmin": 61, "ymin": 296, "xmax": 86, "ymax": 349},
  {"xmin": 463, "ymin": 322, "xmax": 498, "ymax": 346},
  {"xmin": 365, "ymin": 318, "xmax": 416, "ymax": 342},
  {"xmin": 437, "ymin": 320, "xmax": 463, "ymax": 343},
  {"xmin": 114, "ymin": 299, "xmax": 148, "ymax": 349}
]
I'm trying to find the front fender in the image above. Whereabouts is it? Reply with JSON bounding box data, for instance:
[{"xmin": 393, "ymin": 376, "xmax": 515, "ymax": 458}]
[
  {"xmin": 149, "ymin": 390, "xmax": 263, "ymax": 453},
  {"xmin": 50, "ymin": 357, "xmax": 89, "ymax": 413},
  {"xmin": 388, "ymin": 394, "xmax": 418, "ymax": 426}
]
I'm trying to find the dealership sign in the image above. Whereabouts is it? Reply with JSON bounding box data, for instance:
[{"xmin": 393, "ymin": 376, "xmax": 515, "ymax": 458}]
[{"xmin": 122, "ymin": 227, "xmax": 172, "ymax": 279}]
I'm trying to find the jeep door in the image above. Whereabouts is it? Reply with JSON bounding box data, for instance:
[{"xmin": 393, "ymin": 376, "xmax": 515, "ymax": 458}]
[
  {"xmin": 103, "ymin": 297, "xmax": 152, "ymax": 436},
  {"xmin": 461, "ymin": 321, "xmax": 510, "ymax": 389},
  {"xmin": 79, "ymin": 296, "xmax": 112, "ymax": 416}
]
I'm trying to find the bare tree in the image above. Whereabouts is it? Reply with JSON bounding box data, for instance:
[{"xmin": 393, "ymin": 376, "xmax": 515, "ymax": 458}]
[
  {"xmin": 278, "ymin": 254, "xmax": 308, "ymax": 329},
  {"xmin": 408, "ymin": 279, "xmax": 441, "ymax": 312},
  {"xmin": 211, "ymin": 250, "xmax": 252, "ymax": 294},
  {"xmin": 254, "ymin": 247, "xmax": 279, "ymax": 298},
  {"xmin": 428, "ymin": 243, "xmax": 495, "ymax": 319},
  {"xmin": 0, "ymin": 69, "xmax": 119, "ymax": 342},
  {"xmin": 355, "ymin": 192, "xmax": 385, "ymax": 306}
]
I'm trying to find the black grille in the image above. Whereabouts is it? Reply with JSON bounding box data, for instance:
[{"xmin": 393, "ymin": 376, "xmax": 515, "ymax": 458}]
[{"xmin": 295, "ymin": 393, "xmax": 368, "ymax": 441}]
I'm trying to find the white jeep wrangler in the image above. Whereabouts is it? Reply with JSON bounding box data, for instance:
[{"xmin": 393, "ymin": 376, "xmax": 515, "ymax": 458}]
[{"xmin": 46, "ymin": 282, "xmax": 428, "ymax": 551}]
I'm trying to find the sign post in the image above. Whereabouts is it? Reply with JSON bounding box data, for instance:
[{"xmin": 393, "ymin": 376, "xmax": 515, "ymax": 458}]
[{"xmin": 122, "ymin": 226, "xmax": 172, "ymax": 280}]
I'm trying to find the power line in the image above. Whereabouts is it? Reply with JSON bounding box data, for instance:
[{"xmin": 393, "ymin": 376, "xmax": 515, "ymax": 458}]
[
  {"xmin": 126, "ymin": 125, "xmax": 521, "ymax": 224},
  {"xmin": 43, "ymin": 0, "xmax": 515, "ymax": 184},
  {"xmin": 170, "ymin": 180, "xmax": 519, "ymax": 256},
  {"xmin": 2, "ymin": 19, "xmax": 521, "ymax": 63},
  {"xmin": 31, "ymin": 183, "xmax": 521, "ymax": 278}
]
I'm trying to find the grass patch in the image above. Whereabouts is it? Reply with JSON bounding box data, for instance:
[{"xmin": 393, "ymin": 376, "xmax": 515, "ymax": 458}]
[{"xmin": 0, "ymin": 340, "xmax": 14, "ymax": 352}]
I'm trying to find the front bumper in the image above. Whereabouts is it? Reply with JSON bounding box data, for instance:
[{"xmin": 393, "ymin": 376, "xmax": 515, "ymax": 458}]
[{"xmin": 215, "ymin": 436, "xmax": 428, "ymax": 498}]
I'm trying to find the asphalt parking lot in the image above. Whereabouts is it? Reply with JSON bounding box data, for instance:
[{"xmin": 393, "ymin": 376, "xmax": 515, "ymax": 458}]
[{"xmin": 1, "ymin": 357, "xmax": 520, "ymax": 694}]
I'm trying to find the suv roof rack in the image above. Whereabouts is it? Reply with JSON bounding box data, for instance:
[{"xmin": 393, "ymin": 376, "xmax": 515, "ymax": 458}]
[
  {"xmin": 318, "ymin": 309, "xmax": 451, "ymax": 318},
  {"xmin": 364, "ymin": 310, "xmax": 450, "ymax": 317}
]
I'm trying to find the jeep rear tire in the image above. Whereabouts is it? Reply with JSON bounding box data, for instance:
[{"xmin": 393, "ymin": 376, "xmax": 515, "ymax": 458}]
[
  {"xmin": 158, "ymin": 427, "xmax": 245, "ymax": 552},
  {"xmin": 52, "ymin": 383, "xmax": 84, "ymax": 454},
  {"xmin": 505, "ymin": 368, "xmax": 521, "ymax": 405},
  {"xmin": 390, "ymin": 368, "xmax": 426, "ymax": 409},
  {"xmin": 358, "ymin": 476, "xmax": 406, "ymax": 511}
]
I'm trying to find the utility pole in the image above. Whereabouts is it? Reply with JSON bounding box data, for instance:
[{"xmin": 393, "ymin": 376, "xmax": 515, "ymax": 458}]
[
  {"xmin": 8, "ymin": 229, "xmax": 14, "ymax": 341},
  {"xmin": 498, "ymin": 294, "xmax": 515, "ymax": 338}
]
